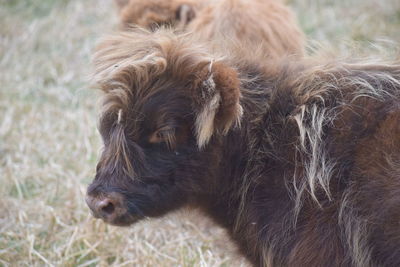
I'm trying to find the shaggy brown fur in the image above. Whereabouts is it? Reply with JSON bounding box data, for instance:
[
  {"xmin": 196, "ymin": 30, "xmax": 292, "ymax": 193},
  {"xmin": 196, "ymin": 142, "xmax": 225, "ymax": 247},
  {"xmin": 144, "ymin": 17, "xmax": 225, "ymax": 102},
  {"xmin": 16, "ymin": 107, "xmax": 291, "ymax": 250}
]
[
  {"xmin": 86, "ymin": 29, "xmax": 400, "ymax": 266},
  {"xmin": 115, "ymin": 0, "xmax": 305, "ymax": 60},
  {"xmin": 116, "ymin": 0, "xmax": 199, "ymax": 30}
]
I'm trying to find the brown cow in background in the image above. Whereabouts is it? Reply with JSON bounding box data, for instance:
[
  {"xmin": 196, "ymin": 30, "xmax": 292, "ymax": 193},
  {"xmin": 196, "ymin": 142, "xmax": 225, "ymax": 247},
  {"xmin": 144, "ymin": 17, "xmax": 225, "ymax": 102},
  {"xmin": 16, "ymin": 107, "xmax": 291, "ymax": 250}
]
[
  {"xmin": 114, "ymin": 0, "xmax": 305, "ymax": 60},
  {"xmin": 86, "ymin": 28, "xmax": 400, "ymax": 266}
]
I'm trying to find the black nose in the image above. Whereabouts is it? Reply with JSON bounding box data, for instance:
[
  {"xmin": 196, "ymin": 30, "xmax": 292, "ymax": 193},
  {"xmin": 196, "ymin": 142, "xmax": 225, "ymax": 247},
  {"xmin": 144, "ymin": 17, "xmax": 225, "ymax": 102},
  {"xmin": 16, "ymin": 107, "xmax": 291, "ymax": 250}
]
[{"xmin": 85, "ymin": 192, "xmax": 125, "ymax": 222}]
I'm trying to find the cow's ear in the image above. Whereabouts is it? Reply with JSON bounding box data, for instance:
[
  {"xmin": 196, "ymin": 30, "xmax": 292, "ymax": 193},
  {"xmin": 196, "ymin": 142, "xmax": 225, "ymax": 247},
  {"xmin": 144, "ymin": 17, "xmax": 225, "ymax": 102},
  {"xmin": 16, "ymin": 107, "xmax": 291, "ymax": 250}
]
[
  {"xmin": 176, "ymin": 4, "xmax": 196, "ymax": 26},
  {"xmin": 191, "ymin": 61, "xmax": 242, "ymax": 148},
  {"xmin": 114, "ymin": 0, "xmax": 130, "ymax": 9}
]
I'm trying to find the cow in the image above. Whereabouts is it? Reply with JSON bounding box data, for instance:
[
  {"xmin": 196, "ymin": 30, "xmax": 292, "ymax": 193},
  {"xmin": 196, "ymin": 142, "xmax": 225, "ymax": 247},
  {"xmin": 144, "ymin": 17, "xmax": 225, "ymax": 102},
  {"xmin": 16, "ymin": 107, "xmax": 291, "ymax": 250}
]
[
  {"xmin": 86, "ymin": 28, "xmax": 400, "ymax": 266},
  {"xmin": 115, "ymin": 0, "xmax": 305, "ymax": 60}
]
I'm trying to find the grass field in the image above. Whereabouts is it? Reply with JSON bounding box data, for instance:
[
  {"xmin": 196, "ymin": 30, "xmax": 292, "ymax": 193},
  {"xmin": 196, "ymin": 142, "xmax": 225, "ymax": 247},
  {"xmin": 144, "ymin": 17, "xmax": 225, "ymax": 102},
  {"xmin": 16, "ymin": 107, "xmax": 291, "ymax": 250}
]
[{"xmin": 0, "ymin": 0, "xmax": 399, "ymax": 266}]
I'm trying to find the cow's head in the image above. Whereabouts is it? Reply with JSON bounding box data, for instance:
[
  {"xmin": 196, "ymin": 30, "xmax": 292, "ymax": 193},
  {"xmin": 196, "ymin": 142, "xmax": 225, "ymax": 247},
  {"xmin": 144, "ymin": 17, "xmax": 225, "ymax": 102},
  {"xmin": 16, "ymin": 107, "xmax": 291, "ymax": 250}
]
[
  {"xmin": 86, "ymin": 29, "xmax": 242, "ymax": 226},
  {"xmin": 119, "ymin": 0, "xmax": 197, "ymax": 30}
]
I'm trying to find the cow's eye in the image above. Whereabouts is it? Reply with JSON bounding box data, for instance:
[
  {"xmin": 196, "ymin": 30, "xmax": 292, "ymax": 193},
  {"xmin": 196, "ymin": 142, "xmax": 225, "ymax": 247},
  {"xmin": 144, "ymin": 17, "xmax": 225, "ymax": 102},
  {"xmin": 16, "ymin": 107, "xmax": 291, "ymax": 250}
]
[{"xmin": 149, "ymin": 126, "xmax": 176, "ymax": 150}]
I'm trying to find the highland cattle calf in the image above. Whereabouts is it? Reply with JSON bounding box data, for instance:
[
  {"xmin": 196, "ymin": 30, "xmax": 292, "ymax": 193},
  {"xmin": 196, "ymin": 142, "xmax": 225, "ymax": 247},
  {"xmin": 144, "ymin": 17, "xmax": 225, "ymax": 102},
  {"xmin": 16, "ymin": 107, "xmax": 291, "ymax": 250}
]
[
  {"xmin": 115, "ymin": 0, "xmax": 305, "ymax": 60},
  {"xmin": 86, "ymin": 29, "xmax": 400, "ymax": 266}
]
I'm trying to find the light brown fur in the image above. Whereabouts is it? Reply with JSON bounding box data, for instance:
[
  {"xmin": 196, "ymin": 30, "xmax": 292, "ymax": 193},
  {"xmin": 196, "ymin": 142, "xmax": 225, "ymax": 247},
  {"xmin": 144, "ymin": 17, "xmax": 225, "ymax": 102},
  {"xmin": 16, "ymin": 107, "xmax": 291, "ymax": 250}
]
[
  {"xmin": 117, "ymin": 0, "xmax": 199, "ymax": 29},
  {"xmin": 115, "ymin": 0, "xmax": 305, "ymax": 60}
]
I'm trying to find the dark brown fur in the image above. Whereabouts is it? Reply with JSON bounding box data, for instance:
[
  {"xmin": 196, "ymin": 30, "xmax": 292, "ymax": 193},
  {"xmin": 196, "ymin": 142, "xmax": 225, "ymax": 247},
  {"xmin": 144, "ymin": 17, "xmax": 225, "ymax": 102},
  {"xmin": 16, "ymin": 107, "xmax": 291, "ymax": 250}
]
[{"xmin": 86, "ymin": 29, "xmax": 400, "ymax": 266}]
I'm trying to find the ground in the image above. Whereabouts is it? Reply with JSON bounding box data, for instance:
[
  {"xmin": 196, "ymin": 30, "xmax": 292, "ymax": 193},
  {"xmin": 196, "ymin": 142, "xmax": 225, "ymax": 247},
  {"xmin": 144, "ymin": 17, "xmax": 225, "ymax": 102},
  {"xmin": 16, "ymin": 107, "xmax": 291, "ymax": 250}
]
[{"xmin": 0, "ymin": 0, "xmax": 399, "ymax": 266}]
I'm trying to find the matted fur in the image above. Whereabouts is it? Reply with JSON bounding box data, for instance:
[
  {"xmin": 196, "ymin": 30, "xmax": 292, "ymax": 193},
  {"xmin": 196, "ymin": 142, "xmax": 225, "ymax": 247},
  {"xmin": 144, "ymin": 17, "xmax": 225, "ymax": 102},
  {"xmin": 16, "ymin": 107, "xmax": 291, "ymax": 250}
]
[
  {"xmin": 115, "ymin": 0, "xmax": 305, "ymax": 61},
  {"xmin": 93, "ymin": 28, "xmax": 242, "ymax": 149},
  {"xmin": 88, "ymin": 29, "xmax": 400, "ymax": 266}
]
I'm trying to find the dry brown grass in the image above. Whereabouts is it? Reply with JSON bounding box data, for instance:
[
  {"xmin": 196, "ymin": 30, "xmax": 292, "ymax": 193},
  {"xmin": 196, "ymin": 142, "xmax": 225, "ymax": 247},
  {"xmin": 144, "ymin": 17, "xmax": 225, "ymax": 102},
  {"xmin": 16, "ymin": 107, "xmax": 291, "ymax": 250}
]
[{"xmin": 0, "ymin": 0, "xmax": 399, "ymax": 266}]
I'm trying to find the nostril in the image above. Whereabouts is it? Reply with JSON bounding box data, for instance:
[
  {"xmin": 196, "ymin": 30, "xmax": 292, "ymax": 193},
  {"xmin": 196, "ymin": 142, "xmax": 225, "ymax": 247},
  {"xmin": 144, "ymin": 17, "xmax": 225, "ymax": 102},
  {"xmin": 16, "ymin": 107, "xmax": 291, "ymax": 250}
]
[
  {"xmin": 86, "ymin": 192, "xmax": 125, "ymax": 221},
  {"xmin": 101, "ymin": 201, "xmax": 115, "ymax": 215}
]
